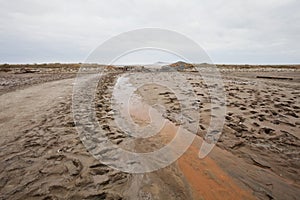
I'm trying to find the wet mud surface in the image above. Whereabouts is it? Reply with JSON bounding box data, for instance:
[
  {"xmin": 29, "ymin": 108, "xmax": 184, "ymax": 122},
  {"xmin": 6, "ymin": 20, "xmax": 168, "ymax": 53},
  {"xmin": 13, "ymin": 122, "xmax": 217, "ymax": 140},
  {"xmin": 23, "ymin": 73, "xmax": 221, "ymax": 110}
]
[{"xmin": 0, "ymin": 65, "xmax": 299, "ymax": 199}]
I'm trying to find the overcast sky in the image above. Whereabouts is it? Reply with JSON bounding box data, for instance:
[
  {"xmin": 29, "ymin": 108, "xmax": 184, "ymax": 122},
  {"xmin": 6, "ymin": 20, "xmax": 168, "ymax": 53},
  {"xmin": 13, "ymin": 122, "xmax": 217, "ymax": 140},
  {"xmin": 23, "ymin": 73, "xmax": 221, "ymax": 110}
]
[{"xmin": 0, "ymin": 0, "xmax": 299, "ymax": 64}]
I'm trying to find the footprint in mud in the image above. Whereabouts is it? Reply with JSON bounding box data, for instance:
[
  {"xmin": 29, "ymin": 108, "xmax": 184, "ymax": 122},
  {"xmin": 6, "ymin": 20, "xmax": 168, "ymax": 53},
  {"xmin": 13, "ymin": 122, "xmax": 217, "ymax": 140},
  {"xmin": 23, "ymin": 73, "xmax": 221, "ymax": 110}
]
[
  {"xmin": 252, "ymin": 122, "xmax": 260, "ymax": 127},
  {"xmin": 258, "ymin": 127, "xmax": 276, "ymax": 136},
  {"xmin": 64, "ymin": 158, "xmax": 83, "ymax": 176},
  {"xmin": 286, "ymin": 111, "xmax": 299, "ymax": 118},
  {"xmin": 239, "ymin": 106, "xmax": 247, "ymax": 111},
  {"xmin": 271, "ymin": 119, "xmax": 296, "ymax": 127},
  {"xmin": 258, "ymin": 114, "xmax": 266, "ymax": 122}
]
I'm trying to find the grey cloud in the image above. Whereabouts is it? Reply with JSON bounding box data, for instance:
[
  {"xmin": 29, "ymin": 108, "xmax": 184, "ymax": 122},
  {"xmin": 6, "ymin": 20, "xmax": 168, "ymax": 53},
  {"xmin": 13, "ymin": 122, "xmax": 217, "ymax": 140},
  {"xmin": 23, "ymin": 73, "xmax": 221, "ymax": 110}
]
[{"xmin": 0, "ymin": 0, "xmax": 299, "ymax": 64}]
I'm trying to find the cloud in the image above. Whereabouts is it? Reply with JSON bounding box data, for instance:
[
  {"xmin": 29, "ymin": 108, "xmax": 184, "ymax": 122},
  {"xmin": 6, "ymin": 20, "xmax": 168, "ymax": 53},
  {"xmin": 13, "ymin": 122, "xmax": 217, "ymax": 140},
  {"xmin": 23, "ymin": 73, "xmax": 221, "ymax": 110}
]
[{"xmin": 0, "ymin": 0, "xmax": 299, "ymax": 64}]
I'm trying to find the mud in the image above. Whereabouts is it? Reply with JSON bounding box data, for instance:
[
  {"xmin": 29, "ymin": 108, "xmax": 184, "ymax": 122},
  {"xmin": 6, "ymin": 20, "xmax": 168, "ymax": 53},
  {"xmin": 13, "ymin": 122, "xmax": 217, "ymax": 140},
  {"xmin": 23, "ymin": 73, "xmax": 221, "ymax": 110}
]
[{"xmin": 0, "ymin": 65, "xmax": 299, "ymax": 199}]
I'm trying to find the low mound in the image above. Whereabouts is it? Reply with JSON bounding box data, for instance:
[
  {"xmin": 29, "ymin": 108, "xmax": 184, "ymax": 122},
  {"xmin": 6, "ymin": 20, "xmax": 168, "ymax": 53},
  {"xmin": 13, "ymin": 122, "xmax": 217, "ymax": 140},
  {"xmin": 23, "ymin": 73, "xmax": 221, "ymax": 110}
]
[{"xmin": 169, "ymin": 61, "xmax": 194, "ymax": 69}]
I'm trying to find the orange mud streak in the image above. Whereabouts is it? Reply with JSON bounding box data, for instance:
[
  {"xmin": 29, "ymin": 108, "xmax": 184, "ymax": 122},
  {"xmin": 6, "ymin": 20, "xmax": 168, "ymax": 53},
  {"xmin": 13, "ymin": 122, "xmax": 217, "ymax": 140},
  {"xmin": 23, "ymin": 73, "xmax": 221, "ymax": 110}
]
[
  {"xmin": 178, "ymin": 137, "xmax": 256, "ymax": 200},
  {"xmin": 126, "ymin": 84, "xmax": 256, "ymax": 199}
]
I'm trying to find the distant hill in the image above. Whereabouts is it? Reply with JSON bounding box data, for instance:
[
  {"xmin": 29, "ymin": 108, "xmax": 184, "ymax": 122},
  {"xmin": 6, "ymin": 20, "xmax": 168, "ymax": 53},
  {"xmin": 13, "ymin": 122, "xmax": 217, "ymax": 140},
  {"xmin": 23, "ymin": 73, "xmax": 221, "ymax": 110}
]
[
  {"xmin": 168, "ymin": 61, "xmax": 194, "ymax": 69},
  {"xmin": 160, "ymin": 61, "xmax": 195, "ymax": 72}
]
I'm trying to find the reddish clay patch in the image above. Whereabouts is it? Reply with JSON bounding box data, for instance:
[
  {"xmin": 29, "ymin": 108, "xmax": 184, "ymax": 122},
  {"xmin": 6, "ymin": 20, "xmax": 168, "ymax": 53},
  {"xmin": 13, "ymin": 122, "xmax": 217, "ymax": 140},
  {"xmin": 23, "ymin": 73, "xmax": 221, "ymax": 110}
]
[{"xmin": 178, "ymin": 137, "xmax": 255, "ymax": 200}]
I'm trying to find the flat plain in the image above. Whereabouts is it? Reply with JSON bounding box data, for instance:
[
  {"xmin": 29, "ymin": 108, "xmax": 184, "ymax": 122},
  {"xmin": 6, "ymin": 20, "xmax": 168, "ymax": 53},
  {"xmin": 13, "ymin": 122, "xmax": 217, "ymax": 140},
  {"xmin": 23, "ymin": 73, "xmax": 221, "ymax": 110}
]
[{"xmin": 0, "ymin": 63, "xmax": 299, "ymax": 200}]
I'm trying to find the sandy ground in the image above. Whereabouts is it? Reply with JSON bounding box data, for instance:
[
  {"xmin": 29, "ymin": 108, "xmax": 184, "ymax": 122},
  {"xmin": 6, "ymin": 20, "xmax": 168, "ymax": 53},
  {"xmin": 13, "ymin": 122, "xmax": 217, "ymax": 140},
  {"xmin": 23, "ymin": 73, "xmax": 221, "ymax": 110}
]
[
  {"xmin": 0, "ymin": 70, "xmax": 130, "ymax": 199},
  {"xmin": 0, "ymin": 66, "xmax": 299, "ymax": 199}
]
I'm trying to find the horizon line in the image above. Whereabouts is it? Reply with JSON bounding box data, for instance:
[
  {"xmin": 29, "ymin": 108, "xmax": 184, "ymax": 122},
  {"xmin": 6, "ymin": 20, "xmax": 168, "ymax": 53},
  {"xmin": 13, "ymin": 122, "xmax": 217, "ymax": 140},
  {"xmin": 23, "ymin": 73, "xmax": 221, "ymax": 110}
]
[{"xmin": 1, "ymin": 62, "xmax": 300, "ymax": 66}]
